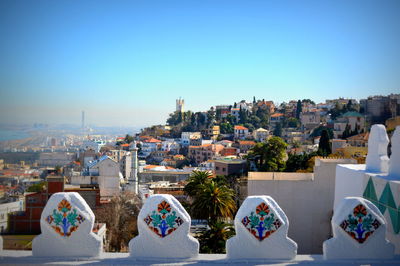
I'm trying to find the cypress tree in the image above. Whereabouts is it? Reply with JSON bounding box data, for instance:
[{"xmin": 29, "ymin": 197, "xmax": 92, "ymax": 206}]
[
  {"xmin": 318, "ymin": 129, "xmax": 331, "ymax": 156},
  {"xmin": 296, "ymin": 100, "xmax": 302, "ymax": 119},
  {"xmin": 273, "ymin": 123, "xmax": 282, "ymax": 137}
]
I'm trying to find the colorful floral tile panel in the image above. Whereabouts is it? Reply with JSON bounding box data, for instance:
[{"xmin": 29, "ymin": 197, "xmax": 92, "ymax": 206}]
[
  {"xmin": 46, "ymin": 199, "xmax": 85, "ymax": 237},
  {"xmin": 339, "ymin": 204, "xmax": 381, "ymax": 244},
  {"xmin": 144, "ymin": 200, "xmax": 184, "ymax": 238},
  {"xmin": 241, "ymin": 202, "xmax": 282, "ymax": 241}
]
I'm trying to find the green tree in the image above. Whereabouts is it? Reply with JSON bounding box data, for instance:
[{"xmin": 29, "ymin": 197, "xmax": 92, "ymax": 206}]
[
  {"xmin": 248, "ymin": 136, "xmax": 287, "ymax": 171},
  {"xmin": 220, "ymin": 122, "xmax": 233, "ymax": 134},
  {"xmin": 54, "ymin": 165, "xmax": 62, "ymax": 174},
  {"xmin": 287, "ymin": 117, "xmax": 299, "ymax": 128},
  {"xmin": 184, "ymin": 171, "xmax": 237, "ymax": 253},
  {"xmin": 244, "ymin": 123, "xmax": 255, "ymax": 132},
  {"xmin": 341, "ymin": 124, "xmax": 351, "ymax": 139},
  {"xmin": 124, "ymin": 134, "xmax": 134, "ymax": 144},
  {"xmin": 207, "ymin": 108, "xmax": 216, "ymax": 126},
  {"xmin": 197, "ymin": 112, "xmax": 207, "ymax": 128},
  {"xmin": 273, "ymin": 123, "xmax": 282, "ymax": 137},
  {"xmin": 302, "ymin": 99, "xmax": 315, "ymax": 105},
  {"xmin": 198, "ymin": 221, "xmax": 235, "ymax": 253},
  {"xmin": 318, "ymin": 129, "xmax": 332, "ymax": 156},
  {"xmin": 296, "ymin": 100, "xmax": 302, "ymax": 119},
  {"xmin": 310, "ymin": 126, "xmax": 333, "ymax": 139},
  {"xmin": 26, "ymin": 181, "xmax": 46, "ymax": 192},
  {"xmin": 184, "ymin": 170, "xmax": 213, "ymax": 197},
  {"xmin": 191, "ymin": 180, "xmax": 236, "ymax": 221},
  {"xmin": 285, "ymin": 152, "xmax": 317, "ymax": 172},
  {"xmin": 239, "ymin": 107, "xmax": 248, "ymax": 124}
]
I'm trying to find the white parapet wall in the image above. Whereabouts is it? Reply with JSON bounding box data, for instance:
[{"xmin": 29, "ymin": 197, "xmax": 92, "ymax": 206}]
[
  {"xmin": 226, "ymin": 195, "xmax": 297, "ymax": 260},
  {"xmin": 333, "ymin": 125, "xmax": 400, "ymax": 253},
  {"xmin": 129, "ymin": 194, "xmax": 199, "ymax": 259},
  {"xmin": 334, "ymin": 164, "xmax": 366, "ymax": 210},
  {"xmin": 32, "ymin": 192, "xmax": 103, "ymax": 257},
  {"xmin": 323, "ymin": 197, "xmax": 394, "ymax": 259}
]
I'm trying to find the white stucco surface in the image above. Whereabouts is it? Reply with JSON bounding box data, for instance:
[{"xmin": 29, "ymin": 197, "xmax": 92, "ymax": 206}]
[
  {"xmin": 323, "ymin": 197, "xmax": 394, "ymax": 260},
  {"xmin": 32, "ymin": 192, "xmax": 102, "ymax": 257},
  {"xmin": 366, "ymin": 124, "xmax": 389, "ymax": 173},
  {"xmin": 226, "ymin": 196, "xmax": 297, "ymax": 260},
  {"xmin": 129, "ymin": 194, "xmax": 199, "ymax": 259},
  {"xmin": 2, "ymin": 251, "xmax": 400, "ymax": 265},
  {"xmin": 333, "ymin": 164, "xmax": 366, "ymax": 210},
  {"xmin": 389, "ymin": 126, "xmax": 400, "ymax": 180}
]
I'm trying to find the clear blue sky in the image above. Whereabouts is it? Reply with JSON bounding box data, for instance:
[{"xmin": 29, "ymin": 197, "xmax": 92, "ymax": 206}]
[{"xmin": 0, "ymin": 0, "xmax": 399, "ymax": 127}]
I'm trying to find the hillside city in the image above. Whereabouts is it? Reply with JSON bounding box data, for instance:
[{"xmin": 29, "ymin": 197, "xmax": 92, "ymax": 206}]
[{"xmin": 0, "ymin": 93, "xmax": 399, "ymax": 254}]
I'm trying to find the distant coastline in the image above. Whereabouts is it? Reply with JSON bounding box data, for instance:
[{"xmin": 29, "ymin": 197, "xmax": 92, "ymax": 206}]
[{"xmin": 0, "ymin": 129, "xmax": 30, "ymax": 142}]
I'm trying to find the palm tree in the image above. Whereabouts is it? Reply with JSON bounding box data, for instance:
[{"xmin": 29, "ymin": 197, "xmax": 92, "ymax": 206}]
[
  {"xmin": 198, "ymin": 221, "xmax": 235, "ymax": 253},
  {"xmin": 191, "ymin": 180, "xmax": 237, "ymax": 222},
  {"xmin": 184, "ymin": 170, "xmax": 213, "ymax": 197}
]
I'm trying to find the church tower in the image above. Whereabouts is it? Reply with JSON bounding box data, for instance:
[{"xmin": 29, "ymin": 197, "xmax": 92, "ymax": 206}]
[{"xmin": 176, "ymin": 97, "xmax": 184, "ymax": 113}]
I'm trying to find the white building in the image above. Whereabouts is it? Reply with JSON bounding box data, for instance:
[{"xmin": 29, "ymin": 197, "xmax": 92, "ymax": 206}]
[
  {"xmin": 231, "ymin": 108, "xmax": 240, "ymax": 122},
  {"xmin": 333, "ymin": 111, "xmax": 365, "ymax": 138},
  {"xmin": 237, "ymin": 100, "xmax": 252, "ymax": 113},
  {"xmin": 253, "ymin": 128, "xmax": 269, "ymax": 142},
  {"xmin": 300, "ymin": 111, "xmax": 321, "ymax": 130},
  {"xmin": 234, "ymin": 125, "xmax": 249, "ymax": 140},
  {"xmin": 0, "ymin": 198, "xmax": 24, "ymax": 233},
  {"xmin": 140, "ymin": 138, "xmax": 161, "ymax": 158},
  {"xmin": 161, "ymin": 139, "xmax": 181, "ymax": 153},
  {"xmin": 83, "ymin": 155, "xmax": 122, "ymax": 198},
  {"xmin": 181, "ymin": 132, "xmax": 201, "ymax": 146}
]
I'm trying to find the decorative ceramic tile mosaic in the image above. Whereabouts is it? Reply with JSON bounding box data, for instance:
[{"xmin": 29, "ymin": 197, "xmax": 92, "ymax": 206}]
[
  {"xmin": 144, "ymin": 200, "xmax": 184, "ymax": 238},
  {"xmin": 363, "ymin": 177, "xmax": 400, "ymax": 234},
  {"xmin": 339, "ymin": 204, "xmax": 381, "ymax": 244},
  {"xmin": 241, "ymin": 202, "xmax": 282, "ymax": 241},
  {"xmin": 46, "ymin": 199, "xmax": 85, "ymax": 237}
]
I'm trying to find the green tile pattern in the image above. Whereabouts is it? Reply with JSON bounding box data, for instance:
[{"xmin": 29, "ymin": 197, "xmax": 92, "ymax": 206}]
[{"xmin": 362, "ymin": 177, "xmax": 400, "ymax": 234}]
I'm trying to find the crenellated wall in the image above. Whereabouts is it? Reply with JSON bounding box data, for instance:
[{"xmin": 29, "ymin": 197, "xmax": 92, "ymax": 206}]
[{"xmin": 10, "ymin": 192, "xmax": 393, "ymax": 262}]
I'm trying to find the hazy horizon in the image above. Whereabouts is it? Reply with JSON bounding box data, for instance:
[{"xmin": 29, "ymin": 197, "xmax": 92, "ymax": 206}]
[{"xmin": 1, "ymin": 0, "xmax": 399, "ymax": 127}]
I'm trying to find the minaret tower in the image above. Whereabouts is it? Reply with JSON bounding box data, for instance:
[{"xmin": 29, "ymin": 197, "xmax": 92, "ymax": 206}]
[{"xmin": 129, "ymin": 140, "xmax": 139, "ymax": 195}]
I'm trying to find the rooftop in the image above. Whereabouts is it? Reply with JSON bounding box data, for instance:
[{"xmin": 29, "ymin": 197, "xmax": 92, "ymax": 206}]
[
  {"xmin": 238, "ymin": 140, "xmax": 256, "ymax": 145},
  {"xmin": 234, "ymin": 125, "xmax": 248, "ymax": 130},
  {"xmin": 271, "ymin": 113, "xmax": 284, "ymax": 118}
]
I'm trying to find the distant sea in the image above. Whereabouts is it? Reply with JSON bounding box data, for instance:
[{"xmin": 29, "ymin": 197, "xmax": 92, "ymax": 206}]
[{"xmin": 0, "ymin": 129, "xmax": 30, "ymax": 141}]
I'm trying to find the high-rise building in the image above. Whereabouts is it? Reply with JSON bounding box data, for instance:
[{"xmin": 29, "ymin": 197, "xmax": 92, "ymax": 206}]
[{"xmin": 360, "ymin": 94, "xmax": 399, "ymax": 124}]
